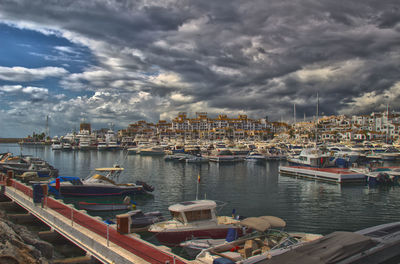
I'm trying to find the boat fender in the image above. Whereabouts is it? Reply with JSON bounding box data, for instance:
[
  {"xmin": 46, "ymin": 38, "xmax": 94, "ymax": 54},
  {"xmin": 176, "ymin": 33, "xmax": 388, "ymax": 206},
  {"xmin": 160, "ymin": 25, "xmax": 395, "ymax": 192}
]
[{"xmin": 55, "ymin": 178, "xmax": 60, "ymax": 190}]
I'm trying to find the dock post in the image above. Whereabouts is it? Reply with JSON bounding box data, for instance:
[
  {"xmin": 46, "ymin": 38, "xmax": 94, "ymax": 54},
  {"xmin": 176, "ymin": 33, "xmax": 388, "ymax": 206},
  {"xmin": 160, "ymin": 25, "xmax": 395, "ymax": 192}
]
[
  {"xmin": 71, "ymin": 209, "xmax": 74, "ymax": 226},
  {"xmin": 107, "ymin": 224, "xmax": 109, "ymax": 247}
]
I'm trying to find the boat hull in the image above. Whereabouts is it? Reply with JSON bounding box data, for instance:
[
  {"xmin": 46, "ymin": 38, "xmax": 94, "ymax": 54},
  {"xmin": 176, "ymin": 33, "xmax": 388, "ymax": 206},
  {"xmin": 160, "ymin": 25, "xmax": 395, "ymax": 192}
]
[
  {"xmin": 150, "ymin": 226, "xmax": 241, "ymax": 246},
  {"xmin": 78, "ymin": 202, "xmax": 133, "ymax": 211},
  {"xmin": 55, "ymin": 185, "xmax": 146, "ymax": 197}
]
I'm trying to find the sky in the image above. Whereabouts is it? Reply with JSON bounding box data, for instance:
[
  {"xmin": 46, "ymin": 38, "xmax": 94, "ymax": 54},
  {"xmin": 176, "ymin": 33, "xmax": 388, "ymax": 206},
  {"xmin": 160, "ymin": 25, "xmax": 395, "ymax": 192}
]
[{"xmin": 0, "ymin": 0, "xmax": 400, "ymax": 137}]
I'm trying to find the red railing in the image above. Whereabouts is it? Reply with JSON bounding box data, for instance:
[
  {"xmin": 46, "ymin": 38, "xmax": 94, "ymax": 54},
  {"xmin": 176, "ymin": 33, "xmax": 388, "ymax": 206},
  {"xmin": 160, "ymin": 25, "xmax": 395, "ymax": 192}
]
[{"xmin": 8, "ymin": 179, "xmax": 186, "ymax": 264}]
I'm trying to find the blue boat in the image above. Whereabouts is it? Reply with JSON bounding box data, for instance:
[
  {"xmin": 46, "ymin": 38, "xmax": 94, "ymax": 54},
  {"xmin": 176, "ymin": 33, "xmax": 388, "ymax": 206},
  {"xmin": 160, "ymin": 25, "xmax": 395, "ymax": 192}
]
[{"xmin": 48, "ymin": 167, "xmax": 154, "ymax": 198}]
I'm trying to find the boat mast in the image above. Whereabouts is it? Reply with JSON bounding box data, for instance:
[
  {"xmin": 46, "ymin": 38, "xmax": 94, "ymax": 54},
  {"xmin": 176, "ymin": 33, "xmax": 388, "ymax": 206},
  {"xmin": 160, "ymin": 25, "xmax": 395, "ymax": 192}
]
[
  {"xmin": 46, "ymin": 115, "xmax": 50, "ymax": 139},
  {"xmin": 386, "ymin": 103, "xmax": 389, "ymax": 143},
  {"xmin": 315, "ymin": 92, "xmax": 319, "ymax": 145}
]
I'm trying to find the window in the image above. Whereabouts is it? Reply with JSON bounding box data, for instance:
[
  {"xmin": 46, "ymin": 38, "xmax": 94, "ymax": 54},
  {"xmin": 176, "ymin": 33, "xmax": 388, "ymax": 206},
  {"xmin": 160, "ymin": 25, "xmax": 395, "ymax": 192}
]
[
  {"xmin": 184, "ymin": 209, "xmax": 212, "ymax": 222},
  {"xmin": 171, "ymin": 211, "xmax": 184, "ymax": 223}
]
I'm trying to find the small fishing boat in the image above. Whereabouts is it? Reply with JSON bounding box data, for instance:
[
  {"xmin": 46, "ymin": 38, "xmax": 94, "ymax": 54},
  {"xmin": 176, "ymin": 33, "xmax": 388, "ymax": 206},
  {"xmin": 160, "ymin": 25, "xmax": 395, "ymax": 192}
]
[
  {"xmin": 148, "ymin": 200, "xmax": 242, "ymax": 246},
  {"xmin": 128, "ymin": 210, "xmax": 164, "ymax": 229},
  {"xmin": 106, "ymin": 209, "xmax": 165, "ymax": 231}
]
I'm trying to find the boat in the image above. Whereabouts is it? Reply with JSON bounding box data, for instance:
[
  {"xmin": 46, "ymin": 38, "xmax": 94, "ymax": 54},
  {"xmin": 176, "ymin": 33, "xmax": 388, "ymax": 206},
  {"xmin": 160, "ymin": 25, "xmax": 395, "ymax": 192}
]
[
  {"xmin": 206, "ymin": 150, "xmax": 239, "ymax": 163},
  {"xmin": 105, "ymin": 128, "xmax": 120, "ymax": 150},
  {"xmin": 97, "ymin": 141, "xmax": 109, "ymax": 151},
  {"xmin": 263, "ymin": 221, "xmax": 400, "ymax": 264},
  {"xmin": 78, "ymin": 197, "xmax": 136, "ymax": 212},
  {"xmin": 195, "ymin": 216, "xmax": 322, "ymax": 263},
  {"xmin": 51, "ymin": 142, "xmax": 63, "ymax": 150},
  {"xmin": 287, "ymin": 148, "xmax": 331, "ymax": 168},
  {"xmin": 0, "ymin": 153, "xmax": 59, "ymax": 178},
  {"xmin": 245, "ymin": 152, "xmax": 266, "ymax": 163},
  {"xmin": 148, "ymin": 200, "xmax": 242, "ymax": 246},
  {"xmin": 352, "ymin": 167, "xmax": 400, "ymax": 186},
  {"xmin": 127, "ymin": 146, "xmax": 139, "ymax": 155},
  {"xmin": 48, "ymin": 166, "xmax": 154, "ymax": 198},
  {"xmin": 62, "ymin": 142, "xmax": 72, "ymax": 150},
  {"xmin": 139, "ymin": 146, "xmax": 165, "ymax": 156},
  {"xmin": 127, "ymin": 209, "xmax": 164, "ymax": 229},
  {"xmin": 180, "ymin": 229, "xmax": 237, "ymax": 258},
  {"xmin": 186, "ymin": 155, "xmax": 209, "ymax": 163}
]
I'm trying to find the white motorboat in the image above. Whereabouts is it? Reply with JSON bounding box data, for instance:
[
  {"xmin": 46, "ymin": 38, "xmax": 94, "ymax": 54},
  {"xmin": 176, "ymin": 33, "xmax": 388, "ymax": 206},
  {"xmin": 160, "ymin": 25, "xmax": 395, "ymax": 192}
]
[{"xmin": 245, "ymin": 152, "xmax": 266, "ymax": 163}]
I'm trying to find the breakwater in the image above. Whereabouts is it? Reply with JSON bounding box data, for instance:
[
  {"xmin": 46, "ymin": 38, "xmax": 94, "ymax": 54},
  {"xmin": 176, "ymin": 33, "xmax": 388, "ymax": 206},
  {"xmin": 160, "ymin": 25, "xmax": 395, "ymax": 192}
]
[{"xmin": 0, "ymin": 138, "xmax": 22, "ymax": 143}]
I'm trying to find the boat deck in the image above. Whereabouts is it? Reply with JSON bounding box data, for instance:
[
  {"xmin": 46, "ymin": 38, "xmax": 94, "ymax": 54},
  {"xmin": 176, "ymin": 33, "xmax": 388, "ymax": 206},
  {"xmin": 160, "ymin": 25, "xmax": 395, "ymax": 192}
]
[{"xmin": 279, "ymin": 166, "xmax": 366, "ymax": 184}]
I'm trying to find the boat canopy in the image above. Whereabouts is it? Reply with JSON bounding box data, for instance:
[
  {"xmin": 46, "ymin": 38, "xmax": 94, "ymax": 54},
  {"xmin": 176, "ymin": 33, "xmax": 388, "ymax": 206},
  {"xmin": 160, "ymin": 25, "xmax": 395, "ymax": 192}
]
[
  {"xmin": 95, "ymin": 167, "xmax": 124, "ymax": 171},
  {"xmin": 262, "ymin": 231, "xmax": 377, "ymax": 264},
  {"xmin": 240, "ymin": 216, "xmax": 286, "ymax": 232},
  {"xmin": 168, "ymin": 200, "xmax": 217, "ymax": 212},
  {"xmin": 90, "ymin": 174, "xmax": 117, "ymax": 185}
]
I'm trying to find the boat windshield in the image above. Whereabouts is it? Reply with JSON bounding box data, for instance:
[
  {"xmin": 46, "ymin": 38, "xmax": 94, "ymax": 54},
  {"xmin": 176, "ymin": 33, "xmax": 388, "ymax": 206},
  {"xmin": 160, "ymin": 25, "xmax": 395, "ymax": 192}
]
[
  {"xmin": 184, "ymin": 209, "xmax": 212, "ymax": 222},
  {"xmin": 171, "ymin": 211, "xmax": 185, "ymax": 223}
]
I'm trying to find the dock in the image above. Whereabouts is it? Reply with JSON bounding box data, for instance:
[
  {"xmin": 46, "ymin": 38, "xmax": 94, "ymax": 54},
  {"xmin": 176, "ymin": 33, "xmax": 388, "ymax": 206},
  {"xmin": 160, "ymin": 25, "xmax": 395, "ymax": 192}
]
[
  {"xmin": 279, "ymin": 166, "xmax": 366, "ymax": 184},
  {"xmin": 0, "ymin": 174, "xmax": 188, "ymax": 264}
]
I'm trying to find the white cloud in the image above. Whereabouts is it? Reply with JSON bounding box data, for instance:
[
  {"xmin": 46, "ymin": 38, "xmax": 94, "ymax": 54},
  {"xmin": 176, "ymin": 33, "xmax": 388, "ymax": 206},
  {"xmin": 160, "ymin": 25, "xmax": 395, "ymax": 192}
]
[
  {"xmin": 22, "ymin": 86, "xmax": 48, "ymax": 94},
  {"xmin": 170, "ymin": 93, "xmax": 193, "ymax": 102},
  {"xmin": 178, "ymin": 16, "xmax": 209, "ymax": 33},
  {"xmin": 149, "ymin": 72, "xmax": 190, "ymax": 88},
  {"xmin": 0, "ymin": 85, "xmax": 23, "ymax": 92},
  {"xmin": 0, "ymin": 66, "xmax": 68, "ymax": 81}
]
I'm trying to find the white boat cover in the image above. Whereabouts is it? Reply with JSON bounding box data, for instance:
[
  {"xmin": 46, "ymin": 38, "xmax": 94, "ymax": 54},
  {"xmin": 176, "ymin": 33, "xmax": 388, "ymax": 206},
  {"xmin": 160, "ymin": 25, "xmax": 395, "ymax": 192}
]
[{"xmin": 259, "ymin": 231, "xmax": 378, "ymax": 264}]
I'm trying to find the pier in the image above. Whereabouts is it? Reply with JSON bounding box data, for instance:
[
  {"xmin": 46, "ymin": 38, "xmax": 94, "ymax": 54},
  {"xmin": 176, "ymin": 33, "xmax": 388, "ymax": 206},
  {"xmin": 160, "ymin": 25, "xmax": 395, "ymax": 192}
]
[
  {"xmin": 0, "ymin": 174, "xmax": 188, "ymax": 264},
  {"xmin": 279, "ymin": 166, "xmax": 366, "ymax": 184}
]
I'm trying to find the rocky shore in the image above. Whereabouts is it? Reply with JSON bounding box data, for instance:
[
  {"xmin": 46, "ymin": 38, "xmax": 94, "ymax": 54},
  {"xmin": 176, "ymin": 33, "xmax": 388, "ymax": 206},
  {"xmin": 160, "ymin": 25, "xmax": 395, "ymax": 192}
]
[{"xmin": 0, "ymin": 202, "xmax": 52, "ymax": 264}]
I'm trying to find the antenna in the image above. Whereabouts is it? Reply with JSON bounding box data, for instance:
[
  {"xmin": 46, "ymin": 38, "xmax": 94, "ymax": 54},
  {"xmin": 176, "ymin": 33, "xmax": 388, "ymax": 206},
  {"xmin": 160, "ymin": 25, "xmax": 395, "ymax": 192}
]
[{"xmin": 46, "ymin": 115, "xmax": 50, "ymax": 138}]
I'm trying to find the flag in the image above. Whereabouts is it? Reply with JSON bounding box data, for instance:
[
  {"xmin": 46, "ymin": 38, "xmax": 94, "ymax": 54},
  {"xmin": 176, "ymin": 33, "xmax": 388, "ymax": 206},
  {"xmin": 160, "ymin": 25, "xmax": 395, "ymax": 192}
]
[{"xmin": 197, "ymin": 173, "xmax": 201, "ymax": 183}]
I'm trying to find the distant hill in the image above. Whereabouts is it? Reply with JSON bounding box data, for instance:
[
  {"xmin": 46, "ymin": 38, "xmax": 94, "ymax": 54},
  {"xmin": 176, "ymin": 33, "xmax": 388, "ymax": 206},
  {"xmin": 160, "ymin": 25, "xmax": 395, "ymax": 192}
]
[{"xmin": 0, "ymin": 138, "xmax": 22, "ymax": 143}]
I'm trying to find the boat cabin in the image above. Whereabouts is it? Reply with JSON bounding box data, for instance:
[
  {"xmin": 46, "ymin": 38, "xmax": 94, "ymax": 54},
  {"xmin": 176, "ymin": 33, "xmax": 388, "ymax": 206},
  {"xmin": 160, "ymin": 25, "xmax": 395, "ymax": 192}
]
[{"xmin": 168, "ymin": 200, "xmax": 217, "ymax": 224}]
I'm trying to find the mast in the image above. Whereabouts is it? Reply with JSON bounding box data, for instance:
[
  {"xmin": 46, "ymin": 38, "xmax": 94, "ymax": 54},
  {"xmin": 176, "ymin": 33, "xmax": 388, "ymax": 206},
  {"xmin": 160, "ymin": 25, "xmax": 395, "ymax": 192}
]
[
  {"xmin": 46, "ymin": 115, "xmax": 50, "ymax": 139},
  {"xmin": 315, "ymin": 92, "xmax": 319, "ymax": 144},
  {"xmin": 386, "ymin": 103, "xmax": 389, "ymax": 143},
  {"xmin": 293, "ymin": 103, "xmax": 296, "ymax": 124}
]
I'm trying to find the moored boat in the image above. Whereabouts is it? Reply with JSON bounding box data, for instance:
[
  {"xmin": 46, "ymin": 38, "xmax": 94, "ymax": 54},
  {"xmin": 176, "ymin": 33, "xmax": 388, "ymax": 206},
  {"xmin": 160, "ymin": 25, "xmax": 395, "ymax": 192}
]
[
  {"xmin": 195, "ymin": 216, "xmax": 322, "ymax": 263},
  {"xmin": 148, "ymin": 200, "xmax": 242, "ymax": 246},
  {"xmin": 48, "ymin": 166, "xmax": 153, "ymax": 198}
]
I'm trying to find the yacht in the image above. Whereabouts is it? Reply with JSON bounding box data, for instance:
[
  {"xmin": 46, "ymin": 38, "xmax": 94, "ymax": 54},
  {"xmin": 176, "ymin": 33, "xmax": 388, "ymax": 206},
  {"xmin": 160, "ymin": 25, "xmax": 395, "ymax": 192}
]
[
  {"xmin": 97, "ymin": 140, "xmax": 109, "ymax": 151},
  {"xmin": 51, "ymin": 141, "xmax": 63, "ymax": 150},
  {"xmin": 245, "ymin": 151, "xmax": 266, "ymax": 163},
  {"xmin": 139, "ymin": 146, "xmax": 165, "ymax": 156},
  {"xmin": 287, "ymin": 148, "xmax": 331, "ymax": 168}
]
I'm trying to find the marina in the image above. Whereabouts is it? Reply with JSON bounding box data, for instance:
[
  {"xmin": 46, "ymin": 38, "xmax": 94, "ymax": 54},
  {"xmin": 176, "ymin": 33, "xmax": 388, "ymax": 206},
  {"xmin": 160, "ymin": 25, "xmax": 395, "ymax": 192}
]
[{"xmin": 2, "ymin": 143, "xmax": 400, "ymax": 263}]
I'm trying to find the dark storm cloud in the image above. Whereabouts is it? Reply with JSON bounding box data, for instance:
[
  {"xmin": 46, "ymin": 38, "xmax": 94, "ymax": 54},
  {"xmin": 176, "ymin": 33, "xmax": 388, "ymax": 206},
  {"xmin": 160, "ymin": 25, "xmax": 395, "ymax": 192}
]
[{"xmin": 0, "ymin": 0, "xmax": 400, "ymax": 135}]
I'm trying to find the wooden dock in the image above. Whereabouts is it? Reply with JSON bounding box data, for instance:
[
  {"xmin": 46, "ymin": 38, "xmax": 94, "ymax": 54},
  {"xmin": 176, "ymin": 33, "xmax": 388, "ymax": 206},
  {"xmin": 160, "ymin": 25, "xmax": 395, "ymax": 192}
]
[
  {"xmin": 279, "ymin": 166, "xmax": 366, "ymax": 184},
  {"xmin": 0, "ymin": 174, "xmax": 188, "ymax": 264}
]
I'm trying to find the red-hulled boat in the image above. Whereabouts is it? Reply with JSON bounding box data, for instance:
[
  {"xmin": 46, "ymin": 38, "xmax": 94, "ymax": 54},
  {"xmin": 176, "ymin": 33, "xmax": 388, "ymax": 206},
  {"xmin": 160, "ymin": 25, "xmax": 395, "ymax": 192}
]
[{"xmin": 148, "ymin": 200, "xmax": 242, "ymax": 246}]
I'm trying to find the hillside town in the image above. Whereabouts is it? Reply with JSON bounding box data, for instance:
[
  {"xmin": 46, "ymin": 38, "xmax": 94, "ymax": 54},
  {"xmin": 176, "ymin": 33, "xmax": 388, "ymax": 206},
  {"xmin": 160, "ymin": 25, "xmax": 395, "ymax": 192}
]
[{"xmin": 18, "ymin": 110, "xmax": 400, "ymax": 147}]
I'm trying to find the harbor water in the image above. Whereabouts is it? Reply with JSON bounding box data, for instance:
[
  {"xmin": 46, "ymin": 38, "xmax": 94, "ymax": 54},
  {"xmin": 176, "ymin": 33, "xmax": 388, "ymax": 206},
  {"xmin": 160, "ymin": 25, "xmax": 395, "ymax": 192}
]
[{"xmin": 2, "ymin": 143, "xmax": 400, "ymax": 238}]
